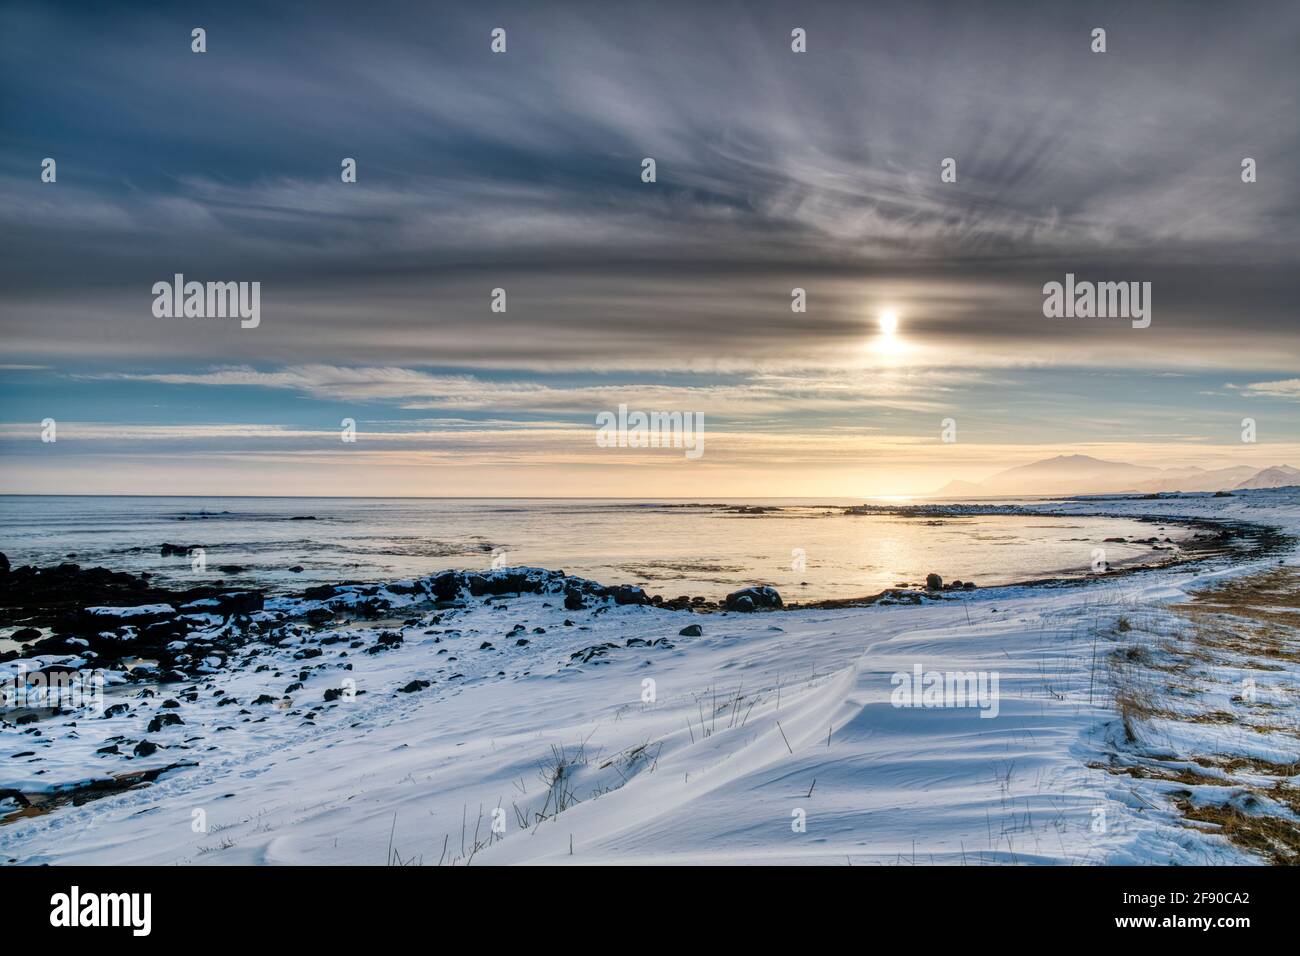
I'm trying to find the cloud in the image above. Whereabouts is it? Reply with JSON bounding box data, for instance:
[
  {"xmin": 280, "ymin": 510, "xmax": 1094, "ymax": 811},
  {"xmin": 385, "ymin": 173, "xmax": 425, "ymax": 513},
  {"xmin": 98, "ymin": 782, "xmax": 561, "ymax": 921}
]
[
  {"xmin": 83, "ymin": 363, "xmax": 983, "ymax": 417},
  {"xmin": 0, "ymin": 0, "xmax": 1296, "ymax": 374},
  {"xmin": 1232, "ymin": 379, "xmax": 1300, "ymax": 400}
]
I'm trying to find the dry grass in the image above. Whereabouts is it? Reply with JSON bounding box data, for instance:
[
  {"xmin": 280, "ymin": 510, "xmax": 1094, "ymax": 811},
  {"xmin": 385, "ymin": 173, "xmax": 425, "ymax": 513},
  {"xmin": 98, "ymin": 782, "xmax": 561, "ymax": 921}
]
[
  {"xmin": 1098, "ymin": 565, "xmax": 1300, "ymax": 863},
  {"xmin": 1172, "ymin": 797, "xmax": 1300, "ymax": 865}
]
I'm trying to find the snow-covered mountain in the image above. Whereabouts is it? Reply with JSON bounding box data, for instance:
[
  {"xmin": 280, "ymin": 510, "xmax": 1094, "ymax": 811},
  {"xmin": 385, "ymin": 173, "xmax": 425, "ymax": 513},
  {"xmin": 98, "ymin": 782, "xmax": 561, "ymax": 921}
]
[
  {"xmin": 934, "ymin": 455, "xmax": 1299, "ymax": 497},
  {"xmin": 1234, "ymin": 464, "xmax": 1300, "ymax": 490}
]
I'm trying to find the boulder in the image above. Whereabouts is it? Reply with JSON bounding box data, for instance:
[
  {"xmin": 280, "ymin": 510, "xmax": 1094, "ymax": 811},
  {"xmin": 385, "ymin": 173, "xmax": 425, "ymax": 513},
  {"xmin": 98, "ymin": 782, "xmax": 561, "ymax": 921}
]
[
  {"xmin": 605, "ymin": 585, "xmax": 650, "ymax": 606},
  {"xmin": 679, "ymin": 624, "xmax": 703, "ymax": 637},
  {"xmin": 925, "ymin": 573, "xmax": 943, "ymax": 591},
  {"xmin": 724, "ymin": 586, "xmax": 783, "ymax": 612},
  {"xmin": 430, "ymin": 571, "xmax": 461, "ymax": 601}
]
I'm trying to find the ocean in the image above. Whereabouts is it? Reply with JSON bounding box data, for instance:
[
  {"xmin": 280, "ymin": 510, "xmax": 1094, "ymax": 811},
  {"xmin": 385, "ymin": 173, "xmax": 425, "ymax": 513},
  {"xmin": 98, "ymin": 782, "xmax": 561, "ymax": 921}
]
[{"xmin": 0, "ymin": 495, "xmax": 1189, "ymax": 604}]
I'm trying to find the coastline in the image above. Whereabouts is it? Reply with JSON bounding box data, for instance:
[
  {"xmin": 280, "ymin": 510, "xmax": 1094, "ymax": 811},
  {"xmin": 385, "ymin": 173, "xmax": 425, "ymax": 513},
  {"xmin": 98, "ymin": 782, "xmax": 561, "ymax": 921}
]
[{"xmin": 2, "ymin": 491, "xmax": 1298, "ymax": 864}]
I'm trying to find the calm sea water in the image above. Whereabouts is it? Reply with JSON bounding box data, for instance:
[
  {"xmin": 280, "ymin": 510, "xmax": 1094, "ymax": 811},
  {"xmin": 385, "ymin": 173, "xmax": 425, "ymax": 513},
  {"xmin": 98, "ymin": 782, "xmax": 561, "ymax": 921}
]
[{"xmin": 0, "ymin": 496, "xmax": 1190, "ymax": 604}]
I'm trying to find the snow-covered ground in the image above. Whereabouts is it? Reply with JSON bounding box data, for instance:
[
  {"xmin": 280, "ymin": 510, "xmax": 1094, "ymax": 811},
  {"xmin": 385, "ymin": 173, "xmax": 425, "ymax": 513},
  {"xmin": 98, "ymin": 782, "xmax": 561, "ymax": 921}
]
[{"xmin": 3, "ymin": 490, "xmax": 1298, "ymax": 865}]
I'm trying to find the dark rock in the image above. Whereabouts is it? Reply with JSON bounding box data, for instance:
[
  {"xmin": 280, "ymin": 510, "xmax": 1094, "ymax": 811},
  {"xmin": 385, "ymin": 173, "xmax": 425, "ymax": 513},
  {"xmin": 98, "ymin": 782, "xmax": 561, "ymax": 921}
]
[
  {"xmin": 323, "ymin": 688, "xmax": 343, "ymax": 702},
  {"xmin": 564, "ymin": 589, "xmax": 586, "ymax": 611},
  {"xmin": 430, "ymin": 571, "xmax": 461, "ymax": 601},
  {"xmin": 133, "ymin": 740, "xmax": 158, "ymax": 757},
  {"xmin": 679, "ymin": 624, "xmax": 703, "ymax": 637},
  {"xmin": 570, "ymin": 643, "xmax": 619, "ymax": 664},
  {"xmin": 251, "ymin": 694, "xmax": 276, "ymax": 705},
  {"xmin": 724, "ymin": 586, "xmax": 782, "ymax": 612},
  {"xmin": 10, "ymin": 627, "xmax": 41, "ymax": 643},
  {"xmin": 606, "ymin": 585, "xmax": 650, "ymax": 606},
  {"xmin": 397, "ymin": 680, "xmax": 430, "ymax": 694},
  {"xmin": 180, "ymin": 591, "xmax": 263, "ymax": 616},
  {"xmin": 925, "ymin": 573, "xmax": 943, "ymax": 591},
  {"xmin": 147, "ymin": 712, "xmax": 183, "ymax": 733}
]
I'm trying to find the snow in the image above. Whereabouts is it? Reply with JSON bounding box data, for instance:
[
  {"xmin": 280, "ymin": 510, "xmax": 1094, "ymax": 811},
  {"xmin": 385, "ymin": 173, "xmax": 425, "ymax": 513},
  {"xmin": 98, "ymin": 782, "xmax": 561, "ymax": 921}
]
[
  {"xmin": 84, "ymin": 604, "xmax": 175, "ymax": 618},
  {"xmin": 2, "ymin": 490, "xmax": 1297, "ymax": 865}
]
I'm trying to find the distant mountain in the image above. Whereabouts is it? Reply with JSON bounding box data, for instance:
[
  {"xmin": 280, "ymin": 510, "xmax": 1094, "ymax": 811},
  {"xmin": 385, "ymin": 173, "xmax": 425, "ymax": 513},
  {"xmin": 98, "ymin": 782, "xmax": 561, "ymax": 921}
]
[
  {"xmin": 1234, "ymin": 464, "xmax": 1300, "ymax": 490},
  {"xmin": 933, "ymin": 455, "xmax": 1299, "ymax": 497},
  {"xmin": 1135, "ymin": 465, "xmax": 1259, "ymax": 493}
]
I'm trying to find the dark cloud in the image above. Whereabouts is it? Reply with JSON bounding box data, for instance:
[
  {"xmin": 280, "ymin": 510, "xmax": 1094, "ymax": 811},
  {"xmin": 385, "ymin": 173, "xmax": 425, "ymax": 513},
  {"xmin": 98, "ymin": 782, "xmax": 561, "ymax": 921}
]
[{"xmin": 0, "ymin": 0, "xmax": 1296, "ymax": 370}]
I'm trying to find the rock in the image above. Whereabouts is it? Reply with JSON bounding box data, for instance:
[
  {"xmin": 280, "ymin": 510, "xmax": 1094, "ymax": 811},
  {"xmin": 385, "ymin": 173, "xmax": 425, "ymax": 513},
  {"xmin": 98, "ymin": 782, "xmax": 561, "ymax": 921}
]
[
  {"xmin": 925, "ymin": 573, "xmax": 943, "ymax": 591},
  {"xmin": 0, "ymin": 552, "xmax": 8, "ymax": 575},
  {"xmin": 397, "ymin": 680, "xmax": 430, "ymax": 694},
  {"xmin": 323, "ymin": 688, "xmax": 343, "ymax": 702},
  {"xmin": 133, "ymin": 740, "xmax": 158, "ymax": 757},
  {"xmin": 606, "ymin": 585, "xmax": 650, "ymax": 606},
  {"xmin": 962, "ymin": 581, "xmax": 976, "ymax": 590},
  {"xmin": 724, "ymin": 586, "xmax": 782, "ymax": 612},
  {"xmin": 564, "ymin": 588, "xmax": 586, "ymax": 611},
  {"xmin": 179, "ymin": 591, "xmax": 264, "ymax": 616},
  {"xmin": 159, "ymin": 543, "xmax": 194, "ymax": 557},
  {"xmin": 252, "ymin": 694, "xmax": 276, "ymax": 705},
  {"xmin": 147, "ymin": 712, "xmax": 183, "ymax": 733},
  {"xmin": 679, "ymin": 624, "xmax": 703, "ymax": 637},
  {"xmin": 289, "ymin": 566, "xmax": 304, "ymax": 573},
  {"xmin": 430, "ymin": 571, "xmax": 461, "ymax": 601},
  {"xmin": 10, "ymin": 627, "xmax": 41, "ymax": 643}
]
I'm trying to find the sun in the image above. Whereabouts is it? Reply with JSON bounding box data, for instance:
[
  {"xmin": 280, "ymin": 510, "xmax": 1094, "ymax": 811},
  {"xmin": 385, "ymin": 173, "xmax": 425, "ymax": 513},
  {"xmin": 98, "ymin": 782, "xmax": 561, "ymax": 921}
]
[{"xmin": 879, "ymin": 310, "xmax": 899, "ymax": 336}]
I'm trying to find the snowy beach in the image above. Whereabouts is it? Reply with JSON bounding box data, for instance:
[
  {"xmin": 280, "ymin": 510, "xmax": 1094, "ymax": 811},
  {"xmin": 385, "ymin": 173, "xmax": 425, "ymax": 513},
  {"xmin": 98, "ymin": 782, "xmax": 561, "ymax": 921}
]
[{"xmin": 2, "ymin": 490, "xmax": 1297, "ymax": 865}]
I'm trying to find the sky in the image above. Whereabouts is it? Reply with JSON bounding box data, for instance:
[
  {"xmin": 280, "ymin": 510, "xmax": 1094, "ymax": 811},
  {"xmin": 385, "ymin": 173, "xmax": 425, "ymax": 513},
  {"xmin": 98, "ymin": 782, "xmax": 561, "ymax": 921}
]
[{"xmin": 1, "ymin": 0, "xmax": 1297, "ymax": 497}]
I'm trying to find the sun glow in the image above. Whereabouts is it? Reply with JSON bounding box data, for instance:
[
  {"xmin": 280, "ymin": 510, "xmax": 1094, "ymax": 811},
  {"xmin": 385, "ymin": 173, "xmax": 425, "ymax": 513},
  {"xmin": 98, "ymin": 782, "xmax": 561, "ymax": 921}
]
[{"xmin": 871, "ymin": 308, "xmax": 907, "ymax": 358}]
